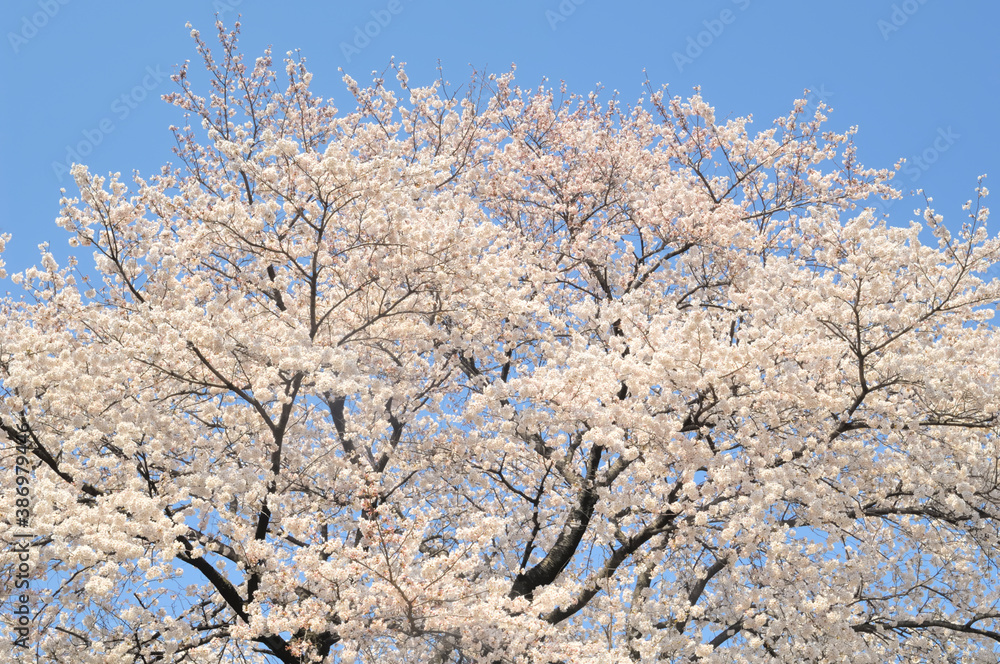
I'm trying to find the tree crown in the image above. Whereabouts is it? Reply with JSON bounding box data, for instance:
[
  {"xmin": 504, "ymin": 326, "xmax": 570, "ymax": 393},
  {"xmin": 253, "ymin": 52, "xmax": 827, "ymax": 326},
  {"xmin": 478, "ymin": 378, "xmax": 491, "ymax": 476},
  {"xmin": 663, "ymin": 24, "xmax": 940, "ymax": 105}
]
[{"xmin": 2, "ymin": 22, "xmax": 999, "ymax": 664}]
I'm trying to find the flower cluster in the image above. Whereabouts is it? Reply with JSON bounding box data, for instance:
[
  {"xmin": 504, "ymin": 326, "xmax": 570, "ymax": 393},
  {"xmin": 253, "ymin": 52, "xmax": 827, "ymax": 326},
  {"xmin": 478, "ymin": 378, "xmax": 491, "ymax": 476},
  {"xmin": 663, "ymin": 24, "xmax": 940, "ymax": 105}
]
[{"xmin": 1, "ymin": 21, "xmax": 999, "ymax": 664}]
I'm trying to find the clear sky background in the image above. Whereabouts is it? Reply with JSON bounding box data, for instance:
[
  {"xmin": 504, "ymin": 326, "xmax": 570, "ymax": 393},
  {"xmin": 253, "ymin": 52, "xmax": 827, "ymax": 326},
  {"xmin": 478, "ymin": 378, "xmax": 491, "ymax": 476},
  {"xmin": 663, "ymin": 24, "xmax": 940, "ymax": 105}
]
[{"xmin": 1, "ymin": 0, "xmax": 997, "ymax": 278}]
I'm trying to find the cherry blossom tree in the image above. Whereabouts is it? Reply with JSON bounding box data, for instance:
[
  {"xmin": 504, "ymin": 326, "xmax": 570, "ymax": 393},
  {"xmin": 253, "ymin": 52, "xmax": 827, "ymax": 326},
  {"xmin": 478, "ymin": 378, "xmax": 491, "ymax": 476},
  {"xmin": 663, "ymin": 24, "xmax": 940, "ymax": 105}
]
[{"xmin": 3, "ymin": 22, "xmax": 1000, "ymax": 663}]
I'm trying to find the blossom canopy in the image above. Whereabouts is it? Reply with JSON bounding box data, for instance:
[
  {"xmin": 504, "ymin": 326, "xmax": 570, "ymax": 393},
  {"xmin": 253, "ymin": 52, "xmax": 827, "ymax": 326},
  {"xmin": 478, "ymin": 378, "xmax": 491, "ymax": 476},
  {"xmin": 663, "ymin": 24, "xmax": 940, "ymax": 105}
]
[{"xmin": 2, "ymin": 22, "xmax": 1000, "ymax": 664}]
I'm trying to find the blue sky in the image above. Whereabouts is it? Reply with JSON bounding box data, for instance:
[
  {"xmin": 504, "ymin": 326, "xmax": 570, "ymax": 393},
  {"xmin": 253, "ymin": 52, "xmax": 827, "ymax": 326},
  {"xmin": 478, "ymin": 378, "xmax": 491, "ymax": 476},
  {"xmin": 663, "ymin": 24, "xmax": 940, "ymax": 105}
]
[{"xmin": 1, "ymin": 0, "xmax": 997, "ymax": 277}]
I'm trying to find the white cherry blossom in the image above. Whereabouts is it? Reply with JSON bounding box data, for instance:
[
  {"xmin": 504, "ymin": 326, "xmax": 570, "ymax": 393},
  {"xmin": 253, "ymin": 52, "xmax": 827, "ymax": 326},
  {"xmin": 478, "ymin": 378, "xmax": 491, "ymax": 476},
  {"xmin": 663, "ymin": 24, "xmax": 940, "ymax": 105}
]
[{"xmin": 2, "ymin": 21, "xmax": 1000, "ymax": 664}]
